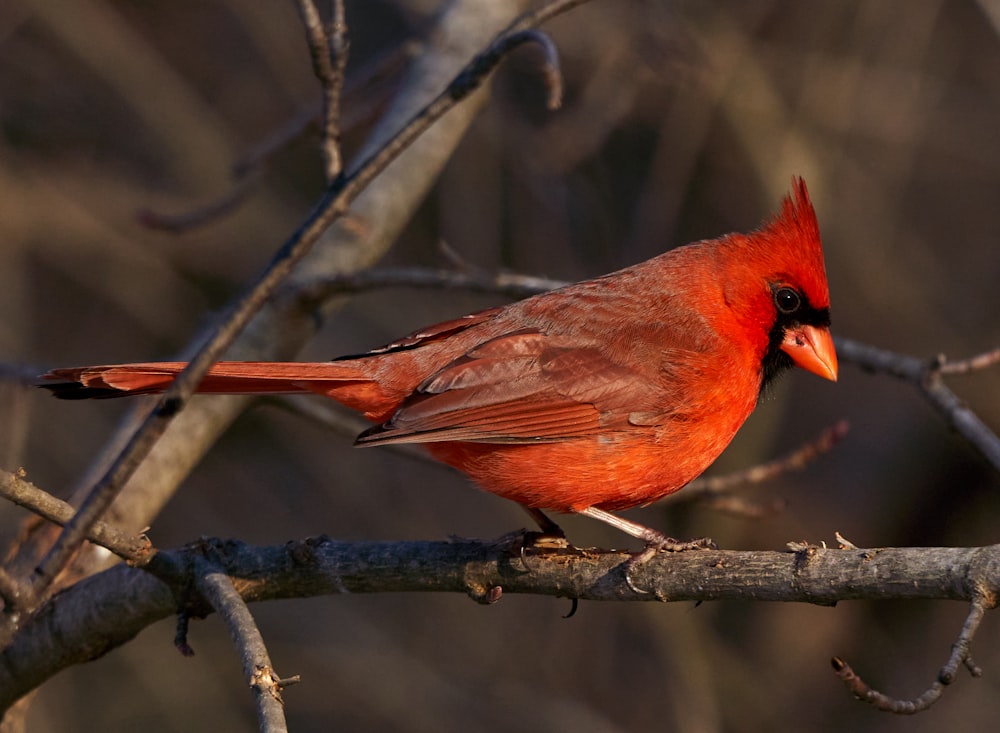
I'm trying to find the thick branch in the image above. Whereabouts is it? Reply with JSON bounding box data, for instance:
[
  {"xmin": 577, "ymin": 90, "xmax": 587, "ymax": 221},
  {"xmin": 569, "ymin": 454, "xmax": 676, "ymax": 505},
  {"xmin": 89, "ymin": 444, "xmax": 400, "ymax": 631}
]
[{"xmin": 1, "ymin": 536, "xmax": 998, "ymax": 714}]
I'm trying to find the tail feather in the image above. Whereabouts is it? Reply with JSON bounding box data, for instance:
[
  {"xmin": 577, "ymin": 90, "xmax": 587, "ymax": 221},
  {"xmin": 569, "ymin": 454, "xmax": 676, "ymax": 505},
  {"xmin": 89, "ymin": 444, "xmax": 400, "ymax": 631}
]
[
  {"xmin": 39, "ymin": 381, "xmax": 137, "ymax": 400},
  {"xmin": 38, "ymin": 362, "xmax": 371, "ymax": 398}
]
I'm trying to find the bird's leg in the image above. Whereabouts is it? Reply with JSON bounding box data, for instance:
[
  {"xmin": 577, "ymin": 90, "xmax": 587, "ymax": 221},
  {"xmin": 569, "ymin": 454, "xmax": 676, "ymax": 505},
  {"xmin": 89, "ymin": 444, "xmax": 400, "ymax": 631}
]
[
  {"xmin": 577, "ymin": 506, "xmax": 712, "ymax": 552},
  {"xmin": 523, "ymin": 507, "xmax": 566, "ymax": 538},
  {"xmin": 511, "ymin": 507, "xmax": 569, "ymax": 571},
  {"xmin": 577, "ymin": 506, "xmax": 714, "ymax": 592}
]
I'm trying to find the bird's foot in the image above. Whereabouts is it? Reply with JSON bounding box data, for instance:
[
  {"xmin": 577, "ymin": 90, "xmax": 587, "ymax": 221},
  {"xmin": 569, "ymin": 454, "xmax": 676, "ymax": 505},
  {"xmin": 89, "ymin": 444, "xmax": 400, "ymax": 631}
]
[
  {"xmin": 488, "ymin": 524, "xmax": 571, "ymax": 573},
  {"xmin": 623, "ymin": 535, "xmax": 717, "ymax": 595},
  {"xmin": 505, "ymin": 506, "xmax": 571, "ymax": 571}
]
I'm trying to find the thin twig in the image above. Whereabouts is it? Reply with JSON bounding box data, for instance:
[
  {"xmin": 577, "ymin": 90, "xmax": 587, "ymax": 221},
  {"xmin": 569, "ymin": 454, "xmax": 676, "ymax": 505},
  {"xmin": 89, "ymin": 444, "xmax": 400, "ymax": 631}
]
[
  {"xmin": 141, "ymin": 39, "xmax": 417, "ymax": 233},
  {"xmin": 26, "ymin": 0, "xmax": 582, "ymax": 611},
  {"xmin": 679, "ymin": 421, "xmax": 850, "ymax": 499},
  {"xmin": 173, "ymin": 611, "xmax": 195, "ymax": 657},
  {"xmin": 514, "ymin": 29, "xmax": 564, "ymax": 109},
  {"xmin": 260, "ymin": 396, "xmax": 436, "ymax": 468},
  {"xmin": 836, "ymin": 337, "xmax": 1000, "ymax": 474},
  {"xmin": 290, "ymin": 265, "xmax": 566, "ymax": 310},
  {"xmin": 195, "ymin": 555, "xmax": 291, "ymax": 733},
  {"xmin": 326, "ymin": 0, "xmax": 349, "ymax": 179},
  {"xmin": 232, "ymin": 39, "xmax": 418, "ymax": 179},
  {"xmin": 937, "ymin": 347, "xmax": 1000, "ymax": 375},
  {"xmin": 294, "ymin": 0, "xmax": 349, "ymax": 182},
  {"xmin": 295, "ymin": 0, "xmax": 335, "ymax": 102},
  {"xmin": 690, "ymin": 494, "xmax": 787, "ymax": 519},
  {"xmin": 0, "ymin": 470, "xmax": 153, "ymax": 565},
  {"xmin": 137, "ymin": 169, "xmax": 263, "ymax": 234},
  {"xmin": 920, "ymin": 372, "xmax": 1000, "ymax": 469},
  {"xmin": 832, "ymin": 592, "xmax": 994, "ymax": 713}
]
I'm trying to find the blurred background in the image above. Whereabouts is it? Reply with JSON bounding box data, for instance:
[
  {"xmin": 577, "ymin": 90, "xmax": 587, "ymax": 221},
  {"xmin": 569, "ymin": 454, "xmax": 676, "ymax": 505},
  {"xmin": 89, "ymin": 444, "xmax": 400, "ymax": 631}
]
[{"xmin": 3, "ymin": 0, "xmax": 1000, "ymax": 730}]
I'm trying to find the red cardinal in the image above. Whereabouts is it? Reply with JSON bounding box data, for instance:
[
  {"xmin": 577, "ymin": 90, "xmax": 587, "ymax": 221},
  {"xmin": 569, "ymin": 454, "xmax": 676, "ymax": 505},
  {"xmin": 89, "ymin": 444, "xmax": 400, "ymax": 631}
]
[{"xmin": 40, "ymin": 178, "xmax": 836, "ymax": 552}]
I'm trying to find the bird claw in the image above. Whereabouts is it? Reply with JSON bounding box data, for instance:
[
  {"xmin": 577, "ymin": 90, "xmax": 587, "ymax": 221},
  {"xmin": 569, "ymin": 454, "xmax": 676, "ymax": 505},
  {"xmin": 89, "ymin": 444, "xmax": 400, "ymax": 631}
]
[
  {"xmin": 622, "ymin": 536, "xmax": 716, "ymax": 594},
  {"xmin": 506, "ymin": 529, "xmax": 570, "ymax": 572},
  {"xmin": 656, "ymin": 536, "xmax": 717, "ymax": 552}
]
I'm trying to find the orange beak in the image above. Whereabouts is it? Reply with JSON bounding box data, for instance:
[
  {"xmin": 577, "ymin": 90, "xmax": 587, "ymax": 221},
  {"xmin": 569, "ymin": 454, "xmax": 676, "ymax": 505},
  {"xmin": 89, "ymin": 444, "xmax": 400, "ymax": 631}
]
[{"xmin": 781, "ymin": 325, "xmax": 838, "ymax": 382}]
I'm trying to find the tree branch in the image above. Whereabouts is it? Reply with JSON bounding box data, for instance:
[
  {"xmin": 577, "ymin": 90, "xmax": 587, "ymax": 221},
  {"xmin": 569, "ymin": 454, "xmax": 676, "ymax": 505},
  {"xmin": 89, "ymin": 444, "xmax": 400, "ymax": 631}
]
[
  {"xmin": 832, "ymin": 591, "xmax": 994, "ymax": 713},
  {"xmin": 138, "ymin": 39, "xmax": 418, "ymax": 234},
  {"xmin": 676, "ymin": 420, "xmax": 849, "ymax": 507},
  {"xmin": 194, "ymin": 555, "xmax": 294, "ymax": 733},
  {"xmin": 294, "ymin": 0, "xmax": 349, "ymax": 183},
  {"xmin": 23, "ymin": 0, "xmax": 571, "ymax": 612},
  {"xmin": 2, "ymin": 535, "xmax": 999, "ymax": 714},
  {"xmin": 0, "ymin": 470, "xmax": 152, "ymax": 566},
  {"xmin": 836, "ymin": 338, "xmax": 1000, "ymax": 473},
  {"xmin": 10, "ymin": 2, "xmax": 997, "ymax": 724}
]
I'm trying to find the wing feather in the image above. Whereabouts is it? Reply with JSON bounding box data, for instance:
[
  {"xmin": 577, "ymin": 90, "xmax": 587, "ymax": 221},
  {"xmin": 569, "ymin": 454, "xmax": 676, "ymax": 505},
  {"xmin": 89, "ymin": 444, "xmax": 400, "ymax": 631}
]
[{"xmin": 356, "ymin": 330, "xmax": 660, "ymax": 446}]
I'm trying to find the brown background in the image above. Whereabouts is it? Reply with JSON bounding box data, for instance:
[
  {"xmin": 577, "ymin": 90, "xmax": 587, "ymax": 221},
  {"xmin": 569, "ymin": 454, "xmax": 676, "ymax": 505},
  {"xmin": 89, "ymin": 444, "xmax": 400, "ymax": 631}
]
[{"xmin": 3, "ymin": 1, "xmax": 1000, "ymax": 731}]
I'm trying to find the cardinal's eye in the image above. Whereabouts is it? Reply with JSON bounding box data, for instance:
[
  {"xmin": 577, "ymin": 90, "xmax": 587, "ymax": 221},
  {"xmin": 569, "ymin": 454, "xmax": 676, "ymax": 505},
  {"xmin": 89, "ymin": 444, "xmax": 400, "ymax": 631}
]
[{"xmin": 774, "ymin": 287, "xmax": 801, "ymax": 314}]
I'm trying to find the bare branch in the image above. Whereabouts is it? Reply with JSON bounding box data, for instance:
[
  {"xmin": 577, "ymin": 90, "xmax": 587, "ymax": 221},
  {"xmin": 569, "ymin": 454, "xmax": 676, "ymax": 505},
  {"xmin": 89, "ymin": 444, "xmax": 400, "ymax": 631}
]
[
  {"xmin": 679, "ymin": 421, "xmax": 849, "ymax": 499},
  {"xmin": 289, "ymin": 265, "xmax": 565, "ymax": 310},
  {"xmin": 137, "ymin": 169, "xmax": 262, "ymax": 234},
  {"xmin": 508, "ymin": 29, "xmax": 564, "ymax": 110},
  {"xmin": 26, "ymin": 0, "xmax": 581, "ymax": 610},
  {"xmin": 3, "ymin": 536, "xmax": 1000, "ymax": 714},
  {"xmin": 233, "ymin": 40, "xmax": 417, "ymax": 181},
  {"xmin": 326, "ymin": 0, "xmax": 349, "ymax": 178},
  {"xmin": 937, "ymin": 347, "xmax": 1000, "ymax": 375},
  {"xmin": 294, "ymin": 0, "xmax": 349, "ymax": 182},
  {"xmin": 138, "ymin": 39, "xmax": 418, "ymax": 233},
  {"xmin": 664, "ymin": 421, "xmax": 848, "ymax": 517},
  {"xmin": 689, "ymin": 494, "xmax": 786, "ymax": 519},
  {"xmin": 0, "ymin": 470, "xmax": 152, "ymax": 565},
  {"xmin": 195, "ymin": 555, "xmax": 292, "ymax": 733},
  {"xmin": 173, "ymin": 611, "xmax": 195, "ymax": 657},
  {"xmin": 837, "ymin": 338, "xmax": 1000, "ymax": 473},
  {"xmin": 832, "ymin": 592, "xmax": 995, "ymax": 713},
  {"xmin": 920, "ymin": 372, "xmax": 1000, "ymax": 469}
]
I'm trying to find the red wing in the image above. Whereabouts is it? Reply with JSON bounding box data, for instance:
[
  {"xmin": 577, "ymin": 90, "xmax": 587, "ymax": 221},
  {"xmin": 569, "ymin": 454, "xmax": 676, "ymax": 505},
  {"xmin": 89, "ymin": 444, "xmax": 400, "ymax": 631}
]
[{"xmin": 355, "ymin": 331, "xmax": 653, "ymax": 446}]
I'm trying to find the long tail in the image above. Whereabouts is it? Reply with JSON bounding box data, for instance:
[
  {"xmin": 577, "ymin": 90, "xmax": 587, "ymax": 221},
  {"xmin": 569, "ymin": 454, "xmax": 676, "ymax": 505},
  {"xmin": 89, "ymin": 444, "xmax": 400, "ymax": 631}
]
[{"xmin": 38, "ymin": 361, "xmax": 379, "ymax": 402}]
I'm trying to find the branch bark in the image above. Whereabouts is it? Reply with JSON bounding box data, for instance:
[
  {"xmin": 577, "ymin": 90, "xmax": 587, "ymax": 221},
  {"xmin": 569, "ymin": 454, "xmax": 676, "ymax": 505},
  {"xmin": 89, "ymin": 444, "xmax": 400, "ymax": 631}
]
[
  {"xmin": 194, "ymin": 556, "xmax": 292, "ymax": 733},
  {"xmin": 1, "ymin": 535, "xmax": 998, "ymax": 714}
]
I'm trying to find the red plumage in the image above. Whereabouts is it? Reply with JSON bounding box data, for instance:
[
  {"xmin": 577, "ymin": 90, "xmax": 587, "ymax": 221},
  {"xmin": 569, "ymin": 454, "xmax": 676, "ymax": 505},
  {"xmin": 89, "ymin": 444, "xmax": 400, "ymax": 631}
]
[{"xmin": 40, "ymin": 178, "xmax": 837, "ymax": 547}]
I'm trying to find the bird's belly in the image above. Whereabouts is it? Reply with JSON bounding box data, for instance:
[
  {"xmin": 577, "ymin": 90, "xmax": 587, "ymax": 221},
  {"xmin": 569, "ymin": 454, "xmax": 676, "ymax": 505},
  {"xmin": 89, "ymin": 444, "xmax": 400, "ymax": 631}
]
[{"xmin": 425, "ymin": 427, "xmax": 737, "ymax": 512}]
